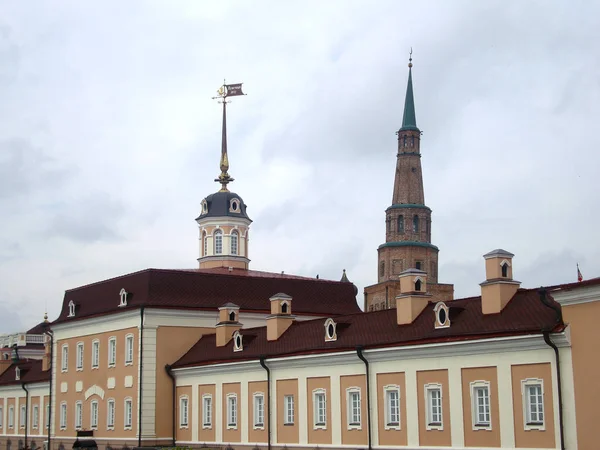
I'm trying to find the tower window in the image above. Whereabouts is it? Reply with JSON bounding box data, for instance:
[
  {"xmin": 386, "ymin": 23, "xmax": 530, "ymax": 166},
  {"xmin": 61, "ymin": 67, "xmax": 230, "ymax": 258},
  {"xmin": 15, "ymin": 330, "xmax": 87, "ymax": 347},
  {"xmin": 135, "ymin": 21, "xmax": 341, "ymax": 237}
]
[
  {"xmin": 501, "ymin": 262, "xmax": 509, "ymax": 278},
  {"xmin": 413, "ymin": 215, "xmax": 420, "ymax": 233},
  {"xmin": 281, "ymin": 302, "xmax": 289, "ymax": 314},
  {"xmin": 415, "ymin": 279, "xmax": 422, "ymax": 291},
  {"xmin": 403, "ymin": 136, "xmax": 407, "ymax": 147},
  {"xmin": 229, "ymin": 311, "xmax": 236, "ymax": 321},
  {"xmin": 231, "ymin": 230, "xmax": 239, "ymax": 255},
  {"xmin": 415, "ymin": 261, "xmax": 422, "ymax": 270},
  {"xmin": 397, "ymin": 215, "xmax": 404, "ymax": 234},
  {"xmin": 379, "ymin": 261, "xmax": 385, "ymax": 278},
  {"xmin": 411, "ymin": 136, "xmax": 415, "ymax": 147},
  {"xmin": 214, "ymin": 230, "xmax": 223, "ymax": 254},
  {"xmin": 203, "ymin": 231, "xmax": 208, "ymax": 256}
]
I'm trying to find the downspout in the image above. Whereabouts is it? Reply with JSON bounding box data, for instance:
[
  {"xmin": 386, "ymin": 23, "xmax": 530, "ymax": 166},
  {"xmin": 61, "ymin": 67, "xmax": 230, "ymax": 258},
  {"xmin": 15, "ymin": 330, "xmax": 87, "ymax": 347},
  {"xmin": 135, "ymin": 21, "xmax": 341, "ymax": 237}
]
[
  {"xmin": 259, "ymin": 357, "xmax": 271, "ymax": 450},
  {"xmin": 356, "ymin": 347, "xmax": 372, "ymax": 450},
  {"xmin": 46, "ymin": 330, "xmax": 54, "ymax": 450},
  {"xmin": 137, "ymin": 307, "xmax": 145, "ymax": 447},
  {"xmin": 538, "ymin": 289, "xmax": 565, "ymax": 450},
  {"xmin": 21, "ymin": 383, "xmax": 29, "ymax": 450},
  {"xmin": 165, "ymin": 364, "xmax": 176, "ymax": 446}
]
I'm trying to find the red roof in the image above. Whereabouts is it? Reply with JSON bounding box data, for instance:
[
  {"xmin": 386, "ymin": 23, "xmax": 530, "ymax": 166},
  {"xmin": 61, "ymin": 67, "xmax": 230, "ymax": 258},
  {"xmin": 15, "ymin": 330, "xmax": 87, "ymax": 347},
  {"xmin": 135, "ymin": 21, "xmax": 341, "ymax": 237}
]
[
  {"xmin": 54, "ymin": 268, "xmax": 360, "ymax": 324},
  {"xmin": 0, "ymin": 360, "xmax": 49, "ymax": 386},
  {"xmin": 173, "ymin": 288, "xmax": 563, "ymax": 368}
]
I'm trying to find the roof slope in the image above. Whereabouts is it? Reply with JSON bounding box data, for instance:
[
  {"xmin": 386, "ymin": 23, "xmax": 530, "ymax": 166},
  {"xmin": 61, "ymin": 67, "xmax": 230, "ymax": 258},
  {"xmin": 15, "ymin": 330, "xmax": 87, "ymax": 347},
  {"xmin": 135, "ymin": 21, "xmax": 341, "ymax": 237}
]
[
  {"xmin": 173, "ymin": 288, "xmax": 562, "ymax": 368},
  {"xmin": 55, "ymin": 268, "xmax": 360, "ymax": 324},
  {"xmin": 0, "ymin": 360, "xmax": 49, "ymax": 386}
]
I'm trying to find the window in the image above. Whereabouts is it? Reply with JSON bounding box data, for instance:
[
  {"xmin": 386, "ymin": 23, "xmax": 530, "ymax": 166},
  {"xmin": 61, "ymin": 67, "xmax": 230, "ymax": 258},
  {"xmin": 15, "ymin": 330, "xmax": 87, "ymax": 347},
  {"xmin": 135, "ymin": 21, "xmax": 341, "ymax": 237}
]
[
  {"xmin": 19, "ymin": 406, "xmax": 25, "ymax": 429},
  {"xmin": 384, "ymin": 385, "xmax": 400, "ymax": 429},
  {"xmin": 522, "ymin": 379, "xmax": 545, "ymax": 430},
  {"xmin": 92, "ymin": 340, "xmax": 99, "ymax": 369},
  {"xmin": 202, "ymin": 395, "xmax": 212, "ymax": 428},
  {"xmin": 60, "ymin": 403, "xmax": 67, "ymax": 430},
  {"xmin": 61, "ymin": 345, "xmax": 69, "ymax": 372},
  {"xmin": 324, "ymin": 318, "xmax": 337, "ymax": 341},
  {"xmin": 501, "ymin": 261, "xmax": 509, "ymax": 278},
  {"xmin": 415, "ymin": 261, "xmax": 422, "ymax": 270},
  {"xmin": 397, "ymin": 215, "xmax": 404, "ymax": 233},
  {"xmin": 203, "ymin": 231, "xmax": 208, "ymax": 256},
  {"xmin": 347, "ymin": 388, "xmax": 361, "ymax": 429},
  {"xmin": 214, "ymin": 230, "xmax": 223, "ymax": 255},
  {"xmin": 233, "ymin": 331, "xmax": 243, "ymax": 352},
  {"xmin": 179, "ymin": 397, "xmax": 189, "ymax": 428},
  {"xmin": 75, "ymin": 402, "xmax": 83, "ymax": 429},
  {"xmin": 119, "ymin": 288, "xmax": 128, "ymax": 307},
  {"xmin": 313, "ymin": 389, "xmax": 326, "ymax": 429},
  {"xmin": 68, "ymin": 300, "xmax": 75, "ymax": 317},
  {"xmin": 76, "ymin": 342, "xmax": 84, "ymax": 370},
  {"xmin": 124, "ymin": 398, "xmax": 133, "ymax": 429},
  {"xmin": 281, "ymin": 301, "xmax": 289, "ymax": 314},
  {"xmin": 413, "ymin": 215, "xmax": 419, "ymax": 233},
  {"xmin": 379, "ymin": 261, "xmax": 385, "ymax": 278},
  {"xmin": 125, "ymin": 334, "xmax": 134, "ymax": 365},
  {"xmin": 229, "ymin": 311, "xmax": 236, "ymax": 321},
  {"xmin": 15, "ymin": 367, "xmax": 20, "ymax": 381},
  {"xmin": 0, "ymin": 406, "xmax": 3, "ymax": 428},
  {"xmin": 253, "ymin": 393, "xmax": 264, "ymax": 429},
  {"xmin": 45, "ymin": 404, "xmax": 50, "ymax": 429},
  {"xmin": 231, "ymin": 231, "xmax": 238, "ymax": 255},
  {"xmin": 90, "ymin": 401, "xmax": 98, "ymax": 429},
  {"xmin": 8, "ymin": 405, "xmax": 14, "ymax": 428},
  {"xmin": 284, "ymin": 395, "xmax": 294, "ymax": 425},
  {"xmin": 107, "ymin": 399, "xmax": 115, "ymax": 429},
  {"xmin": 32, "ymin": 405, "xmax": 39, "ymax": 429},
  {"xmin": 108, "ymin": 337, "xmax": 116, "ymax": 367},
  {"xmin": 470, "ymin": 381, "xmax": 491, "ymax": 429},
  {"xmin": 227, "ymin": 394, "xmax": 237, "ymax": 429},
  {"xmin": 415, "ymin": 278, "xmax": 422, "ymax": 291},
  {"xmin": 425, "ymin": 383, "xmax": 443, "ymax": 430}
]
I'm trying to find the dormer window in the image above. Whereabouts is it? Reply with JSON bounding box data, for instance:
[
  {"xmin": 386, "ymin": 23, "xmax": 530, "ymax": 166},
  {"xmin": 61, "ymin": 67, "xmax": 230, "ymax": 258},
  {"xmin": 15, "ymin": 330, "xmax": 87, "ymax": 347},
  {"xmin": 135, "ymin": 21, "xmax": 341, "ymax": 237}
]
[
  {"xmin": 434, "ymin": 302, "xmax": 450, "ymax": 329},
  {"xmin": 68, "ymin": 300, "xmax": 76, "ymax": 318},
  {"xmin": 233, "ymin": 331, "xmax": 243, "ymax": 352},
  {"xmin": 229, "ymin": 198, "xmax": 240, "ymax": 213},
  {"xmin": 15, "ymin": 367, "xmax": 20, "ymax": 381},
  {"xmin": 201, "ymin": 200, "xmax": 208, "ymax": 215},
  {"xmin": 229, "ymin": 311, "xmax": 236, "ymax": 322},
  {"xmin": 119, "ymin": 288, "xmax": 128, "ymax": 307},
  {"xmin": 500, "ymin": 260, "xmax": 510, "ymax": 278},
  {"xmin": 324, "ymin": 318, "xmax": 337, "ymax": 342},
  {"xmin": 415, "ymin": 278, "xmax": 422, "ymax": 292}
]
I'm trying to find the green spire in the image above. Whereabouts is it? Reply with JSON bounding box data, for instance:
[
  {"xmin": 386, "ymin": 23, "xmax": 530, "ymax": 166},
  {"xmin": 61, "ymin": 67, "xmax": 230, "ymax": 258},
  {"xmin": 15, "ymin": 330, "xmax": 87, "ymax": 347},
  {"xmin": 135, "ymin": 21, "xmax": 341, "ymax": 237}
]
[{"xmin": 400, "ymin": 52, "xmax": 419, "ymax": 132}]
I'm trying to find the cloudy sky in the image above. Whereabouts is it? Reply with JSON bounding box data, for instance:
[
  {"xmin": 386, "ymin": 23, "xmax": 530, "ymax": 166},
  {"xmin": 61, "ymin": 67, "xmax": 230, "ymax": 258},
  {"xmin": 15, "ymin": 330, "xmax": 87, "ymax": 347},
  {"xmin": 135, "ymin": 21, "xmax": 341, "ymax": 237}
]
[{"xmin": 1, "ymin": 1, "xmax": 598, "ymax": 332}]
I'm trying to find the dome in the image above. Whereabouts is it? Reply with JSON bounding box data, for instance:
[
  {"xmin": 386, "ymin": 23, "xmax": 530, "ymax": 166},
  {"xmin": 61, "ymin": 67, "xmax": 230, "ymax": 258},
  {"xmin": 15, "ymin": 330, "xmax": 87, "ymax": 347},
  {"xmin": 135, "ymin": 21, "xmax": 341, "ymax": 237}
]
[{"xmin": 196, "ymin": 191, "xmax": 251, "ymax": 221}]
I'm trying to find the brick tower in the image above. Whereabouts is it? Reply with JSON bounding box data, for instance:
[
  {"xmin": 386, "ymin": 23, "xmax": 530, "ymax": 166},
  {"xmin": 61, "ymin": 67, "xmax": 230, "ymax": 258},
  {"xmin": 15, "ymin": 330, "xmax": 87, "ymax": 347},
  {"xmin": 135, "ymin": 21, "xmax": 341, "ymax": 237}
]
[{"xmin": 364, "ymin": 56, "xmax": 453, "ymax": 311}]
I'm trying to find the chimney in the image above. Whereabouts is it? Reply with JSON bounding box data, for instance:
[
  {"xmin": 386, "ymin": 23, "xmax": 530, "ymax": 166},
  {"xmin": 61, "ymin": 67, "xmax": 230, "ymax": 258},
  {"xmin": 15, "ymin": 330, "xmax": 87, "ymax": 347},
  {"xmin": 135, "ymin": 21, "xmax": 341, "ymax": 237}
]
[
  {"xmin": 396, "ymin": 269, "xmax": 432, "ymax": 325},
  {"xmin": 216, "ymin": 303, "xmax": 242, "ymax": 347},
  {"xmin": 42, "ymin": 334, "xmax": 51, "ymax": 372},
  {"xmin": 267, "ymin": 293, "xmax": 295, "ymax": 341},
  {"xmin": 480, "ymin": 249, "xmax": 521, "ymax": 314}
]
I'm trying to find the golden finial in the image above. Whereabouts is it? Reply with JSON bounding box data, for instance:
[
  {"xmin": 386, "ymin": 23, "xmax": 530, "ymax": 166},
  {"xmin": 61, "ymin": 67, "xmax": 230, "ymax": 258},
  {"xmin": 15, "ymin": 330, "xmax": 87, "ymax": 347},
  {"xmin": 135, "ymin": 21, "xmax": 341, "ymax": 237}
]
[
  {"xmin": 43, "ymin": 311, "xmax": 48, "ymax": 323},
  {"xmin": 408, "ymin": 47, "xmax": 413, "ymax": 68}
]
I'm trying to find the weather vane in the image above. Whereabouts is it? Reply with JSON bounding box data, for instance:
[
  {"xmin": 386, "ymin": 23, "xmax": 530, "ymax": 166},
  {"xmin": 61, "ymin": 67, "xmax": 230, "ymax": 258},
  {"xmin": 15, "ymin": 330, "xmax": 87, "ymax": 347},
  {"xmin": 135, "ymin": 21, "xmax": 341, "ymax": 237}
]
[
  {"xmin": 213, "ymin": 80, "xmax": 246, "ymax": 192},
  {"xmin": 409, "ymin": 47, "xmax": 413, "ymax": 68}
]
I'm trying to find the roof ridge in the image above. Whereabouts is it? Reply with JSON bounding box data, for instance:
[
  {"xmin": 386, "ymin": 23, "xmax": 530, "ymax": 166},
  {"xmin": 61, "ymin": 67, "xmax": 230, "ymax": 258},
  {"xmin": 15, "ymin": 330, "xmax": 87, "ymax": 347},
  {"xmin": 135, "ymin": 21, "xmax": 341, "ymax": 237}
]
[
  {"xmin": 65, "ymin": 268, "xmax": 153, "ymax": 292},
  {"xmin": 166, "ymin": 268, "xmax": 350, "ymax": 285}
]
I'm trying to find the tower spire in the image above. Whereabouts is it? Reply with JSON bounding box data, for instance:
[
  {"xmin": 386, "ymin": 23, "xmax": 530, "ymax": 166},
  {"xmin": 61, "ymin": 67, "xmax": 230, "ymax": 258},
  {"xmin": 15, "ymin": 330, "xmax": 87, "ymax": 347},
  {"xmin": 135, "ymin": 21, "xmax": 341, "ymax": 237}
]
[
  {"xmin": 215, "ymin": 97, "xmax": 234, "ymax": 192},
  {"xmin": 400, "ymin": 49, "xmax": 419, "ymax": 132}
]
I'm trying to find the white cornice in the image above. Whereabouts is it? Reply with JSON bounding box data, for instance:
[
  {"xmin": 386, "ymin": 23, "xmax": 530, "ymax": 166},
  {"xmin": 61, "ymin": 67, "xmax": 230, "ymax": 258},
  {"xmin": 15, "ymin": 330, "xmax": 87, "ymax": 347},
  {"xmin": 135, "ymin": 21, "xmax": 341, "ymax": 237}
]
[{"xmin": 551, "ymin": 285, "xmax": 600, "ymax": 306}]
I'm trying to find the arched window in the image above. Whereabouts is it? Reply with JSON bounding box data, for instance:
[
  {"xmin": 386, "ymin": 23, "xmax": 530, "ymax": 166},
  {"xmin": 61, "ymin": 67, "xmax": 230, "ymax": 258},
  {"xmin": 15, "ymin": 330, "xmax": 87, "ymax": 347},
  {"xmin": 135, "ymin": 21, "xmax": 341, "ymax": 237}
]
[
  {"xmin": 203, "ymin": 231, "xmax": 208, "ymax": 256},
  {"xmin": 411, "ymin": 136, "xmax": 415, "ymax": 147},
  {"xmin": 501, "ymin": 262, "xmax": 508, "ymax": 278},
  {"xmin": 413, "ymin": 215, "xmax": 419, "ymax": 233},
  {"xmin": 214, "ymin": 230, "xmax": 223, "ymax": 255},
  {"xmin": 281, "ymin": 302, "xmax": 288, "ymax": 314},
  {"xmin": 229, "ymin": 311, "xmax": 236, "ymax": 321},
  {"xmin": 415, "ymin": 279, "xmax": 422, "ymax": 291},
  {"xmin": 403, "ymin": 136, "xmax": 407, "ymax": 147},
  {"xmin": 231, "ymin": 231, "xmax": 238, "ymax": 255},
  {"xmin": 397, "ymin": 215, "xmax": 404, "ymax": 234}
]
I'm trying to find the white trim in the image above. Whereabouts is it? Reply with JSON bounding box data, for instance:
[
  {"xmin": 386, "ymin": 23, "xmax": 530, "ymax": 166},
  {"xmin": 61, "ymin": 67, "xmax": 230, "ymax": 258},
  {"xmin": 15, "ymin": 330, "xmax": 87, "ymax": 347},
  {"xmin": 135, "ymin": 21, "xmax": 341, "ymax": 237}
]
[
  {"xmin": 90, "ymin": 400, "xmax": 99, "ymax": 430},
  {"xmin": 551, "ymin": 284, "xmax": 600, "ymax": 306},
  {"xmin": 233, "ymin": 331, "xmax": 243, "ymax": 352},
  {"xmin": 252, "ymin": 392, "xmax": 265, "ymax": 430},
  {"xmin": 469, "ymin": 380, "xmax": 492, "ymax": 431},
  {"xmin": 324, "ymin": 318, "xmax": 337, "ymax": 342},
  {"xmin": 91, "ymin": 339, "xmax": 100, "ymax": 369},
  {"xmin": 85, "ymin": 384, "xmax": 105, "ymax": 400},
  {"xmin": 119, "ymin": 288, "xmax": 128, "ymax": 307},
  {"xmin": 68, "ymin": 300, "xmax": 75, "ymax": 317},
  {"xmin": 108, "ymin": 336, "xmax": 117, "ymax": 367},
  {"xmin": 106, "ymin": 397, "xmax": 115, "ymax": 430},
  {"xmin": 345, "ymin": 386, "xmax": 362, "ymax": 430},
  {"xmin": 76, "ymin": 341, "xmax": 84, "ymax": 371},
  {"xmin": 201, "ymin": 394, "xmax": 213, "ymax": 429},
  {"xmin": 226, "ymin": 392, "xmax": 237, "ymax": 430},
  {"xmin": 521, "ymin": 378, "xmax": 545, "ymax": 431},
  {"xmin": 283, "ymin": 393, "xmax": 295, "ymax": 425},
  {"xmin": 382, "ymin": 384, "xmax": 401, "ymax": 430},
  {"xmin": 178, "ymin": 395, "xmax": 189, "ymax": 429},
  {"xmin": 433, "ymin": 302, "xmax": 450, "ymax": 329},
  {"xmin": 59, "ymin": 401, "xmax": 67, "ymax": 430},
  {"xmin": 424, "ymin": 383, "xmax": 443, "ymax": 431},
  {"xmin": 312, "ymin": 388, "xmax": 327, "ymax": 430},
  {"xmin": 51, "ymin": 309, "xmax": 140, "ymax": 339},
  {"xmin": 61, "ymin": 344, "xmax": 68, "ymax": 373},
  {"xmin": 125, "ymin": 333, "xmax": 134, "ymax": 365},
  {"xmin": 124, "ymin": 396, "xmax": 133, "ymax": 430},
  {"xmin": 74, "ymin": 400, "xmax": 83, "ymax": 430}
]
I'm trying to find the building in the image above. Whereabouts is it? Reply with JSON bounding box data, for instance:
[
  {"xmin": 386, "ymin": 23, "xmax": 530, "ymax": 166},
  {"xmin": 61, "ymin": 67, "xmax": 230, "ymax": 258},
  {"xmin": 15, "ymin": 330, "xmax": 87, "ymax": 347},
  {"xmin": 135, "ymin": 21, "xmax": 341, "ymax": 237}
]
[
  {"xmin": 364, "ymin": 58, "xmax": 453, "ymax": 311},
  {"xmin": 1, "ymin": 70, "xmax": 600, "ymax": 450}
]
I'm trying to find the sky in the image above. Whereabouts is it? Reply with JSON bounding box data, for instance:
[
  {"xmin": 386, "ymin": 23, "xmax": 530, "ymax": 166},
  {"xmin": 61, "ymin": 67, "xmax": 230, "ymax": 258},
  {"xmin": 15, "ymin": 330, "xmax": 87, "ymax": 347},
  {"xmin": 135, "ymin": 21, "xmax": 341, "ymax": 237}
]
[{"xmin": 1, "ymin": 0, "xmax": 599, "ymax": 333}]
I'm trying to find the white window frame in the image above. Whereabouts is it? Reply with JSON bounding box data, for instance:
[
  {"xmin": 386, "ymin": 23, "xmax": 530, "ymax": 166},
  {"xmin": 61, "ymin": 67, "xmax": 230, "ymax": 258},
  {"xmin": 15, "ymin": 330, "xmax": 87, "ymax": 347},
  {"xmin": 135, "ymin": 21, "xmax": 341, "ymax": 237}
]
[
  {"xmin": 61, "ymin": 344, "xmax": 69, "ymax": 372},
  {"xmin": 425, "ymin": 383, "xmax": 443, "ymax": 430},
  {"xmin": 108, "ymin": 337, "xmax": 117, "ymax": 367},
  {"xmin": 106, "ymin": 398, "xmax": 115, "ymax": 429},
  {"xmin": 119, "ymin": 288, "xmax": 128, "ymax": 307},
  {"xmin": 15, "ymin": 367, "xmax": 20, "ymax": 381},
  {"xmin": 522, "ymin": 378, "xmax": 545, "ymax": 431},
  {"xmin": 202, "ymin": 394, "xmax": 212, "ymax": 429},
  {"xmin": 384, "ymin": 384, "xmax": 401, "ymax": 430},
  {"xmin": 313, "ymin": 388, "xmax": 327, "ymax": 430},
  {"xmin": 214, "ymin": 230, "xmax": 223, "ymax": 255},
  {"xmin": 76, "ymin": 342, "xmax": 84, "ymax": 371},
  {"xmin": 125, "ymin": 334, "xmax": 134, "ymax": 365},
  {"xmin": 19, "ymin": 405, "xmax": 26, "ymax": 429},
  {"xmin": 226, "ymin": 393, "xmax": 237, "ymax": 429},
  {"xmin": 32, "ymin": 404, "xmax": 39, "ymax": 429},
  {"xmin": 90, "ymin": 400, "xmax": 98, "ymax": 429},
  {"xmin": 253, "ymin": 392, "xmax": 265, "ymax": 430},
  {"xmin": 179, "ymin": 396, "xmax": 189, "ymax": 429},
  {"xmin": 68, "ymin": 300, "xmax": 75, "ymax": 317},
  {"xmin": 59, "ymin": 402, "xmax": 67, "ymax": 430},
  {"xmin": 470, "ymin": 380, "xmax": 491, "ymax": 430},
  {"xmin": 346, "ymin": 387, "xmax": 361, "ymax": 430},
  {"xmin": 45, "ymin": 404, "xmax": 50, "ymax": 429},
  {"xmin": 284, "ymin": 394, "xmax": 294, "ymax": 425},
  {"xmin": 75, "ymin": 401, "xmax": 83, "ymax": 430},
  {"xmin": 231, "ymin": 230, "xmax": 239, "ymax": 255},
  {"xmin": 124, "ymin": 397, "xmax": 133, "ymax": 430},
  {"xmin": 8, "ymin": 405, "xmax": 14, "ymax": 429},
  {"xmin": 91, "ymin": 340, "xmax": 100, "ymax": 369}
]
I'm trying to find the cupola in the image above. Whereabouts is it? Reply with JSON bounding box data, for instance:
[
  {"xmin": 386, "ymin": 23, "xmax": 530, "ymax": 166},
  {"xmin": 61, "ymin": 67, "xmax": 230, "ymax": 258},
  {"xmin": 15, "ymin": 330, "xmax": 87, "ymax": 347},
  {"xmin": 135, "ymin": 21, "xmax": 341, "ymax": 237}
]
[
  {"xmin": 266, "ymin": 293, "xmax": 295, "ymax": 341},
  {"xmin": 396, "ymin": 268, "xmax": 432, "ymax": 325},
  {"xmin": 480, "ymin": 249, "xmax": 521, "ymax": 314},
  {"xmin": 216, "ymin": 302, "xmax": 242, "ymax": 347}
]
